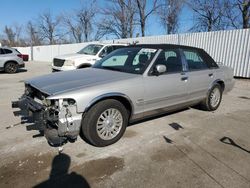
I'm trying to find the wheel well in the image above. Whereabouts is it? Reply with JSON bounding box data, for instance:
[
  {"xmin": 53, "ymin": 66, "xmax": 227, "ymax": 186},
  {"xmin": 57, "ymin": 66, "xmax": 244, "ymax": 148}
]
[
  {"xmin": 87, "ymin": 96, "xmax": 133, "ymax": 118},
  {"xmin": 4, "ymin": 61, "xmax": 18, "ymax": 67},
  {"xmin": 217, "ymin": 80, "xmax": 225, "ymax": 91},
  {"xmin": 78, "ymin": 64, "xmax": 92, "ymax": 69}
]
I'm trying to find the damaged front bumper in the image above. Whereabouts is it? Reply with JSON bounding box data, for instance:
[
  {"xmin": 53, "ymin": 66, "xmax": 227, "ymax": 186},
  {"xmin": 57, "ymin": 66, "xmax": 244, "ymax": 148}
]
[{"xmin": 12, "ymin": 95, "xmax": 82, "ymax": 147}]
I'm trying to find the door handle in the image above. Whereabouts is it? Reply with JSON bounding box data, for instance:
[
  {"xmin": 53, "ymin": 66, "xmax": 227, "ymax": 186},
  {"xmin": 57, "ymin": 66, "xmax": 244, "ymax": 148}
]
[
  {"xmin": 181, "ymin": 76, "xmax": 188, "ymax": 81},
  {"xmin": 208, "ymin": 73, "xmax": 213, "ymax": 77}
]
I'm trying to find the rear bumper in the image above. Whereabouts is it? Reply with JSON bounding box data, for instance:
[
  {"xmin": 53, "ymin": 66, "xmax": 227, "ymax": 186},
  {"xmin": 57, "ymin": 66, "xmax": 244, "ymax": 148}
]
[{"xmin": 18, "ymin": 63, "xmax": 25, "ymax": 68}]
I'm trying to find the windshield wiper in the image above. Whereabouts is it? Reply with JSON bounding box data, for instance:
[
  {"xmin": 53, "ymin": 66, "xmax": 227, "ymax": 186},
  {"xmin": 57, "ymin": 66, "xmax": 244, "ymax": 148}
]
[
  {"xmin": 101, "ymin": 66, "xmax": 121, "ymax": 72},
  {"xmin": 77, "ymin": 51, "xmax": 90, "ymax": 55}
]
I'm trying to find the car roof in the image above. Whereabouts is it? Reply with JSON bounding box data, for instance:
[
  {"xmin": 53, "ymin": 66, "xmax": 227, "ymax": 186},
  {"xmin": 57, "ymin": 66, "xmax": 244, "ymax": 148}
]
[
  {"xmin": 128, "ymin": 44, "xmax": 202, "ymax": 50},
  {"xmin": 0, "ymin": 46, "xmax": 15, "ymax": 51},
  {"xmin": 102, "ymin": 43, "xmax": 128, "ymax": 46}
]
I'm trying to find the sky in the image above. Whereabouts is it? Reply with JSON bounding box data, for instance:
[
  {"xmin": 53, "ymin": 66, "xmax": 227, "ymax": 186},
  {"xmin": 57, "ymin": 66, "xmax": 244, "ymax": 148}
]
[{"xmin": 0, "ymin": 0, "xmax": 194, "ymax": 39}]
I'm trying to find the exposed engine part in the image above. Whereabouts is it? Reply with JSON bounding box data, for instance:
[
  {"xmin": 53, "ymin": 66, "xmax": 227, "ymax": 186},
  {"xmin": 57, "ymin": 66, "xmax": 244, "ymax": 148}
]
[{"xmin": 12, "ymin": 92, "xmax": 82, "ymax": 147}]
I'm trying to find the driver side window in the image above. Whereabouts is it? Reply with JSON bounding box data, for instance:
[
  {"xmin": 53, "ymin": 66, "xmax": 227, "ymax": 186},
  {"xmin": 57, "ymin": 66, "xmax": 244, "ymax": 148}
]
[
  {"xmin": 132, "ymin": 51, "xmax": 151, "ymax": 65},
  {"xmin": 154, "ymin": 49, "xmax": 182, "ymax": 74},
  {"xmin": 99, "ymin": 46, "xmax": 113, "ymax": 57}
]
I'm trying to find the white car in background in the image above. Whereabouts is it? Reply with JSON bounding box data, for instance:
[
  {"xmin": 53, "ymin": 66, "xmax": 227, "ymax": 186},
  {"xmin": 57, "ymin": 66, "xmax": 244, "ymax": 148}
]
[
  {"xmin": 0, "ymin": 47, "xmax": 26, "ymax": 73},
  {"xmin": 52, "ymin": 43, "xmax": 127, "ymax": 72}
]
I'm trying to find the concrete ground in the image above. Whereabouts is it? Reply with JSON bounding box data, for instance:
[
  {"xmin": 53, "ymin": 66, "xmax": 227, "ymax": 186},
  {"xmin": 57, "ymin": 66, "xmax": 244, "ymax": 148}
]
[{"xmin": 0, "ymin": 61, "xmax": 249, "ymax": 188}]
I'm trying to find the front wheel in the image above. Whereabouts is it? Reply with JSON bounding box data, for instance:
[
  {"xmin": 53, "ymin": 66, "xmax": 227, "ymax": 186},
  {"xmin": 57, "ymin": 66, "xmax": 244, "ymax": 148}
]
[
  {"xmin": 81, "ymin": 99, "xmax": 128, "ymax": 147},
  {"xmin": 201, "ymin": 83, "xmax": 222, "ymax": 111}
]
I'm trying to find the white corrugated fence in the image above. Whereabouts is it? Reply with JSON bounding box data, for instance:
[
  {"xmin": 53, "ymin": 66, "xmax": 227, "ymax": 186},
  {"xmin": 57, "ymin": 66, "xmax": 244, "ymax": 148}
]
[{"xmin": 17, "ymin": 29, "xmax": 250, "ymax": 78}]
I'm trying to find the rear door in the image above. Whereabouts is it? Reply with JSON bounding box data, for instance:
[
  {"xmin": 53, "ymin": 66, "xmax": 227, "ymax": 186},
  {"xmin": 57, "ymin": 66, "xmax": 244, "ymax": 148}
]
[
  {"xmin": 143, "ymin": 48, "xmax": 188, "ymax": 112},
  {"xmin": 181, "ymin": 49, "xmax": 216, "ymax": 101}
]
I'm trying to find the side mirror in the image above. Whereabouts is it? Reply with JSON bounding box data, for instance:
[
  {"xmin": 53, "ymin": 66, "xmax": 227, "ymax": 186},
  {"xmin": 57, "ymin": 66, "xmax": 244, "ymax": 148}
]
[
  {"xmin": 153, "ymin": 64, "xmax": 166, "ymax": 76},
  {"xmin": 99, "ymin": 53, "xmax": 107, "ymax": 58}
]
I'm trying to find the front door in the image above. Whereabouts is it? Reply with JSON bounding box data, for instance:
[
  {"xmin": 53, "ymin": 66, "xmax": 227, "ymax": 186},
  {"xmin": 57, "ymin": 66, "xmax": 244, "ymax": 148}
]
[{"xmin": 143, "ymin": 49, "xmax": 188, "ymax": 112}]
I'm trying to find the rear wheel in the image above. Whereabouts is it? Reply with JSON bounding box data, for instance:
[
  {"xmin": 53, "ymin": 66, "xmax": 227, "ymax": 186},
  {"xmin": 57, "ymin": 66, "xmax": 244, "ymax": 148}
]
[
  {"xmin": 81, "ymin": 99, "xmax": 128, "ymax": 147},
  {"xmin": 5, "ymin": 62, "xmax": 18, "ymax": 73},
  {"xmin": 201, "ymin": 84, "xmax": 222, "ymax": 111}
]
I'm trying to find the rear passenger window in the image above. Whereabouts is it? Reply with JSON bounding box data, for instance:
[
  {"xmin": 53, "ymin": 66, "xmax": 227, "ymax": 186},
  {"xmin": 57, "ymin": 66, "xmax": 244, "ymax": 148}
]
[
  {"xmin": 183, "ymin": 50, "xmax": 208, "ymax": 70},
  {"xmin": 0, "ymin": 48, "xmax": 4, "ymax": 54},
  {"xmin": 154, "ymin": 49, "xmax": 182, "ymax": 73},
  {"xmin": 3, "ymin": 49, "xmax": 12, "ymax": 54}
]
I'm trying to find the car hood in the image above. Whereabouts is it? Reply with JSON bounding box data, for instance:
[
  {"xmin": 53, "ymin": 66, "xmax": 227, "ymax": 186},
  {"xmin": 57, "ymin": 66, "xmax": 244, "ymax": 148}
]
[
  {"xmin": 55, "ymin": 53, "xmax": 95, "ymax": 61},
  {"xmin": 26, "ymin": 68, "xmax": 138, "ymax": 96}
]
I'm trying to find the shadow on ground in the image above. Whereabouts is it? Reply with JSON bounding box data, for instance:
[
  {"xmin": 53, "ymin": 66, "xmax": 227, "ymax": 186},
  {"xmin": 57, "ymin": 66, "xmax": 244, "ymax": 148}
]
[
  {"xmin": 34, "ymin": 153, "xmax": 90, "ymax": 188},
  {"xmin": 169, "ymin": 122, "xmax": 184, "ymax": 130},
  {"xmin": 163, "ymin": 136, "xmax": 173, "ymax": 144},
  {"xmin": 220, "ymin": 137, "xmax": 250, "ymax": 154},
  {"xmin": 0, "ymin": 68, "xmax": 27, "ymax": 74}
]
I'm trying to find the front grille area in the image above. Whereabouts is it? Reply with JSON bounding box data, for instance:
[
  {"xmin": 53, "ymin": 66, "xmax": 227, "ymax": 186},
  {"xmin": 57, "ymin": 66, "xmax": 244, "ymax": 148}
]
[
  {"xmin": 26, "ymin": 84, "xmax": 49, "ymax": 100},
  {"xmin": 53, "ymin": 58, "xmax": 65, "ymax": 67}
]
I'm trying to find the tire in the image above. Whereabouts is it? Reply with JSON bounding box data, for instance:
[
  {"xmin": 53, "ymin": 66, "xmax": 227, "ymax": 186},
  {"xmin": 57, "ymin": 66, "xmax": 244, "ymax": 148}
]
[
  {"xmin": 4, "ymin": 62, "xmax": 18, "ymax": 73},
  {"xmin": 200, "ymin": 83, "xmax": 222, "ymax": 111},
  {"xmin": 81, "ymin": 99, "xmax": 128, "ymax": 147}
]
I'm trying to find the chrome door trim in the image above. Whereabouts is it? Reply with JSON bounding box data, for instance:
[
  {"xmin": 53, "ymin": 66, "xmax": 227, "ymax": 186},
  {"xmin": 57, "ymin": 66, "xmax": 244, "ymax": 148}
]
[
  {"xmin": 137, "ymin": 93, "xmax": 188, "ymax": 106},
  {"xmin": 131, "ymin": 99, "xmax": 202, "ymax": 122}
]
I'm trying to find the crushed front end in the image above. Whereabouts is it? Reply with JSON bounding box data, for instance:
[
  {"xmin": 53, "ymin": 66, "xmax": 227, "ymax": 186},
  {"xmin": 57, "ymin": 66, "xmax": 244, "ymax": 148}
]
[{"xmin": 12, "ymin": 84, "xmax": 82, "ymax": 147}]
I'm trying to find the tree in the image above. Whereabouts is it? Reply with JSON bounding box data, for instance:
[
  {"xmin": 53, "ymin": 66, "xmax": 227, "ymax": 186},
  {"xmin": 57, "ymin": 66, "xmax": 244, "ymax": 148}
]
[
  {"xmin": 26, "ymin": 21, "xmax": 42, "ymax": 46},
  {"xmin": 2, "ymin": 24, "xmax": 24, "ymax": 46},
  {"xmin": 223, "ymin": 0, "xmax": 250, "ymax": 29},
  {"xmin": 241, "ymin": 0, "xmax": 250, "ymax": 28},
  {"xmin": 98, "ymin": 0, "xmax": 137, "ymax": 39},
  {"xmin": 187, "ymin": 0, "xmax": 225, "ymax": 32},
  {"xmin": 136, "ymin": 0, "xmax": 160, "ymax": 36},
  {"xmin": 38, "ymin": 11, "xmax": 62, "ymax": 44},
  {"xmin": 3, "ymin": 26, "xmax": 16, "ymax": 46},
  {"xmin": 158, "ymin": 0, "xmax": 184, "ymax": 34},
  {"xmin": 63, "ymin": 0, "xmax": 101, "ymax": 42},
  {"xmin": 77, "ymin": 2, "xmax": 96, "ymax": 42},
  {"xmin": 63, "ymin": 13, "xmax": 84, "ymax": 43}
]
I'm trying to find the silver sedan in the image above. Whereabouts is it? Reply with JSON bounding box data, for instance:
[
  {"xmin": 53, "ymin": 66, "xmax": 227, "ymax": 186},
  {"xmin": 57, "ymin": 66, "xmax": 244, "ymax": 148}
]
[{"xmin": 12, "ymin": 44, "xmax": 235, "ymax": 147}]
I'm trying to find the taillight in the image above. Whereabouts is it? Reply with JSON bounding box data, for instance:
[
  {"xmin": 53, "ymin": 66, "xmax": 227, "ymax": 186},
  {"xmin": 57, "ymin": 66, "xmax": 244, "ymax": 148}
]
[{"xmin": 17, "ymin": 54, "xmax": 23, "ymax": 58}]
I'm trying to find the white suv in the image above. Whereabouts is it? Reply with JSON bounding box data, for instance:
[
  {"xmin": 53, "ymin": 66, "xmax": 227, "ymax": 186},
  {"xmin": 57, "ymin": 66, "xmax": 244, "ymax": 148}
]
[
  {"xmin": 52, "ymin": 43, "xmax": 127, "ymax": 72},
  {"xmin": 0, "ymin": 47, "xmax": 25, "ymax": 73}
]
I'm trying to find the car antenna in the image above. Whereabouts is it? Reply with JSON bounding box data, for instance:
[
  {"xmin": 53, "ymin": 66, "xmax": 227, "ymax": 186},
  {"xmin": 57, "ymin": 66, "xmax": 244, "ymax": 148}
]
[{"xmin": 130, "ymin": 41, "xmax": 139, "ymax": 46}]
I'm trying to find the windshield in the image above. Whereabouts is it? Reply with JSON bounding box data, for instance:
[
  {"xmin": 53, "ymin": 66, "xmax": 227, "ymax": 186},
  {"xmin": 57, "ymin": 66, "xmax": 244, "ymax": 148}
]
[
  {"xmin": 93, "ymin": 47, "xmax": 158, "ymax": 75},
  {"xmin": 78, "ymin": 44, "xmax": 104, "ymax": 55}
]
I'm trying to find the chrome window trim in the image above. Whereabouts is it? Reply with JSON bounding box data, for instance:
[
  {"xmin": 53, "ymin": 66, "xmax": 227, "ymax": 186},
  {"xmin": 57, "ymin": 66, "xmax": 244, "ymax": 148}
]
[{"xmin": 143, "ymin": 49, "xmax": 162, "ymax": 77}]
